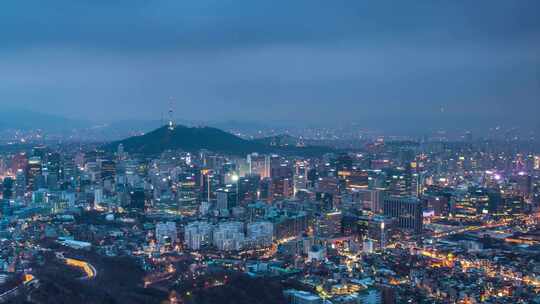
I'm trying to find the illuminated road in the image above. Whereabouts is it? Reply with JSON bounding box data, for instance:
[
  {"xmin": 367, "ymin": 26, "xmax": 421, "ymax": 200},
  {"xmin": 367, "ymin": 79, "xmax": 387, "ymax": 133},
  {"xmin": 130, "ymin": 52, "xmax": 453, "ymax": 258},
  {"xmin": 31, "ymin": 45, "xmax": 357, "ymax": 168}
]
[
  {"xmin": 420, "ymin": 249, "xmax": 540, "ymax": 288},
  {"xmin": 422, "ymin": 212, "xmax": 540, "ymax": 289},
  {"xmin": 429, "ymin": 213, "xmax": 533, "ymax": 239},
  {"xmin": 55, "ymin": 252, "xmax": 97, "ymax": 280},
  {"xmin": 0, "ymin": 274, "xmax": 37, "ymax": 303},
  {"xmin": 62, "ymin": 257, "xmax": 97, "ymax": 280}
]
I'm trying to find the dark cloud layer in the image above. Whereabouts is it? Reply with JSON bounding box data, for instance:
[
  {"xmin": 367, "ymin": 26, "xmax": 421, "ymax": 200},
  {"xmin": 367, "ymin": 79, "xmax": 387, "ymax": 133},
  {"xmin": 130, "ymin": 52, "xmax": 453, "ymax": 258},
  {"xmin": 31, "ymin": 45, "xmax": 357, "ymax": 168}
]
[{"xmin": 1, "ymin": 0, "xmax": 539, "ymax": 134}]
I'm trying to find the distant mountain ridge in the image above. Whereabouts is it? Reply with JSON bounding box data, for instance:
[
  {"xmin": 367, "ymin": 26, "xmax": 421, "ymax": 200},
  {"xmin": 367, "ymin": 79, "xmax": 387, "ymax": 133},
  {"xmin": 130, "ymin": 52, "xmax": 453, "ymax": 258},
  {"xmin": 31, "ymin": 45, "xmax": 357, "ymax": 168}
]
[
  {"xmin": 0, "ymin": 108, "xmax": 88, "ymax": 132},
  {"xmin": 106, "ymin": 125, "xmax": 333, "ymax": 156},
  {"xmin": 253, "ymin": 134, "xmax": 300, "ymax": 146}
]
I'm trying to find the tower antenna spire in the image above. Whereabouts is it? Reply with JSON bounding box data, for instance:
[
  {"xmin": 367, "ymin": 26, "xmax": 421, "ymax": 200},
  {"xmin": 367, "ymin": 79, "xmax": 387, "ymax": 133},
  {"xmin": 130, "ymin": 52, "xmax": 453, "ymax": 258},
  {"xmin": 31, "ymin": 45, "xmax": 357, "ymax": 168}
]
[{"xmin": 168, "ymin": 97, "xmax": 175, "ymax": 131}]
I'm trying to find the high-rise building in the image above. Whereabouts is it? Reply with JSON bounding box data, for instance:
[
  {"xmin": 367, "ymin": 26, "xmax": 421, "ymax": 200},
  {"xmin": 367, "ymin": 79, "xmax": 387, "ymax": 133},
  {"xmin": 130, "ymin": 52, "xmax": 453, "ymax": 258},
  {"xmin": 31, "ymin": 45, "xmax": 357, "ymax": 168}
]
[
  {"xmin": 355, "ymin": 189, "xmax": 384, "ymax": 213},
  {"xmin": 269, "ymin": 155, "xmax": 293, "ymax": 179},
  {"xmin": 272, "ymin": 211, "xmax": 308, "ymax": 240},
  {"xmin": 32, "ymin": 146, "xmax": 47, "ymax": 160},
  {"xmin": 382, "ymin": 168, "xmax": 412, "ymax": 196},
  {"xmin": 293, "ymin": 161, "xmax": 309, "ymax": 195},
  {"xmin": 117, "ymin": 144, "xmax": 126, "ymax": 160},
  {"xmin": 510, "ymin": 173, "xmax": 532, "ymax": 197},
  {"xmin": 316, "ymin": 176, "xmax": 339, "ymax": 194},
  {"xmin": 424, "ymin": 195, "xmax": 450, "ymax": 216},
  {"xmin": 316, "ymin": 211, "xmax": 342, "ymax": 238},
  {"xmin": 246, "ymin": 221, "xmax": 273, "ymax": 248},
  {"xmin": 383, "ymin": 196, "xmax": 423, "ymax": 234},
  {"xmin": 270, "ymin": 177, "xmax": 294, "ymax": 199},
  {"xmin": 156, "ymin": 222, "xmax": 178, "ymax": 246},
  {"xmin": 216, "ymin": 186, "xmax": 237, "ymax": 210},
  {"xmin": 184, "ymin": 221, "xmax": 213, "ymax": 250},
  {"xmin": 130, "ymin": 188, "xmax": 146, "ymax": 210},
  {"xmin": 339, "ymin": 169, "xmax": 369, "ymax": 190},
  {"xmin": 11, "ymin": 153, "xmax": 28, "ymax": 173},
  {"xmin": 177, "ymin": 176, "xmax": 198, "ymax": 216},
  {"xmin": 247, "ymin": 153, "xmax": 270, "ymax": 179},
  {"xmin": 2, "ymin": 177, "xmax": 13, "ymax": 200},
  {"xmin": 94, "ymin": 188, "xmax": 103, "ymax": 205},
  {"xmin": 237, "ymin": 175, "xmax": 260, "ymax": 203},
  {"xmin": 316, "ymin": 192, "xmax": 334, "ymax": 211},
  {"xmin": 367, "ymin": 216, "xmax": 394, "ymax": 250},
  {"xmin": 15, "ymin": 169, "xmax": 26, "ymax": 198},
  {"xmin": 27, "ymin": 156, "xmax": 42, "ymax": 191},
  {"xmin": 100, "ymin": 160, "xmax": 116, "ymax": 181},
  {"xmin": 212, "ymin": 222, "xmax": 244, "ymax": 251}
]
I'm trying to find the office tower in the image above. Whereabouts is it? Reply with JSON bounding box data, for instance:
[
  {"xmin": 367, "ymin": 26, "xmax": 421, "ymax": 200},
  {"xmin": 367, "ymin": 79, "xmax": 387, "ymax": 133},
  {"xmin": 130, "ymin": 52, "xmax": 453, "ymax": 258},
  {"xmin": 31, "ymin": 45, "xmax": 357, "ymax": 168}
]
[
  {"xmin": 199, "ymin": 168, "xmax": 212, "ymax": 202},
  {"xmin": 293, "ymin": 160, "xmax": 309, "ymax": 195},
  {"xmin": 270, "ymin": 177, "xmax": 294, "ymax": 199},
  {"xmin": 247, "ymin": 153, "xmax": 270, "ymax": 179},
  {"xmin": 367, "ymin": 216, "xmax": 393, "ymax": 250},
  {"xmin": 130, "ymin": 188, "xmax": 146, "ymax": 210},
  {"xmin": 383, "ymin": 196, "xmax": 423, "ymax": 234},
  {"xmin": 94, "ymin": 188, "xmax": 103, "ymax": 205},
  {"xmin": 510, "ymin": 173, "xmax": 532, "ymax": 197},
  {"xmin": 316, "ymin": 176, "xmax": 339, "ymax": 194},
  {"xmin": 339, "ymin": 169, "xmax": 369, "ymax": 190},
  {"xmin": 117, "ymin": 144, "xmax": 126, "ymax": 160},
  {"xmin": 178, "ymin": 176, "xmax": 198, "ymax": 216},
  {"xmin": 269, "ymin": 155, "xmax": 282, "ymax": 178},
  {"xmin": 316, "ymin": 192, "xmax": 334, "ymax": 211},
  {"xmin": 355, "ymin": 188, "xmax": 384, "ymax": 213},
  {"xmin": 487, "ymin": 190, "xmax": 503, "ymax": 214},
  {"xmin": 424, "ymin": 195, "xmax": 450, "ymax": 216},
  {"xmin": 237, "ymin": 174, "xmax": 260, "ymax": 203},
  {"xmin": 26, "ymin": 156, "xmax": 42, "ymax": 191},
  {"xmin": 216, "ymin": 186, "xmax": 237, "ymax": 210},
  {"xmin": 100, "ymin": 160, "xmax": 116, "ymax": 181},
  {"xmin": 307, "ymin": 168, "xmax": 320, "ymax": 187},
  {"xmin": 11, "ymin": 153, "xmax": 28, "ymax": 173},
  {"xmin": 272, "ymin": 211, "xmax": 308, "ymax": 240},
  {"xmin": 382, "ymin": 168, "xmax": 411, "ymax": 196},
  {"xmin": 293, "ymin": 173, "xmax": 308, "ymax": 196},
  {"xmin": 269, "ymin": 155, "xmax": 293, "ymax": 180},
  {"xmin": 316, "ymin": 211, "xmax": 342, "ymax": 238},
  {"xmin": 2, "ymin": 177, "xmax": 13, "ymax": 200},
  {"xmin": 45, "ymin": 152, "xmax": 61, "ymax": 175},
  {"xmin": 15, "ymin": 169, "xmax": 26, "ymax": 198}
]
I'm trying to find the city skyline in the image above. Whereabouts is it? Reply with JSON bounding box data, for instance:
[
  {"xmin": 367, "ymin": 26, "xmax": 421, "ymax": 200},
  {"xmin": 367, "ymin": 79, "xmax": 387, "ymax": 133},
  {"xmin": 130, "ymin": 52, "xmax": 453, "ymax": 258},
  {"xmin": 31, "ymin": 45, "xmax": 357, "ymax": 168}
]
[{"xmin": 1, "ymin": 2, "xmax": 540, "ymax": 303}]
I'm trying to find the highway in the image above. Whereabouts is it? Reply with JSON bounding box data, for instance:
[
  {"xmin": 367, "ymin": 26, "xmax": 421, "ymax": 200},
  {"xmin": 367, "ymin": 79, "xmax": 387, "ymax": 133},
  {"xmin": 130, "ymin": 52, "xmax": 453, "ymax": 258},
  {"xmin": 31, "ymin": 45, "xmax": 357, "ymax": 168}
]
[{"xmin": 64, "ymin": 258, "xmax": 97, "ymax": 280}]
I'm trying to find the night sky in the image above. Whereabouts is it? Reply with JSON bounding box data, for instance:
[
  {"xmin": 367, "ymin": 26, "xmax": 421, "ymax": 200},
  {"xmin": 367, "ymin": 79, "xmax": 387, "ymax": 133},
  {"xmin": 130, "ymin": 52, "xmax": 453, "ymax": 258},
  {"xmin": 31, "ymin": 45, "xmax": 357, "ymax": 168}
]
[{"xmin": 1, "ymin": 1, "xmax": 539, "ymax": 133}]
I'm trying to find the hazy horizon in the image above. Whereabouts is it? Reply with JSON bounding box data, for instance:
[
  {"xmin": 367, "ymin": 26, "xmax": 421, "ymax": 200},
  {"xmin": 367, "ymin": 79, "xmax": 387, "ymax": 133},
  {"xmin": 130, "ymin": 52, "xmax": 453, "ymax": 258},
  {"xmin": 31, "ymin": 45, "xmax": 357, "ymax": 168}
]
[{"xmin": 1, "ymin": 1, "xmax": 539, "ymax": 134}]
